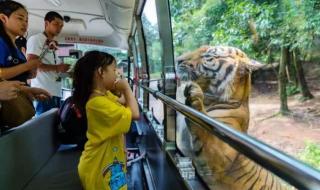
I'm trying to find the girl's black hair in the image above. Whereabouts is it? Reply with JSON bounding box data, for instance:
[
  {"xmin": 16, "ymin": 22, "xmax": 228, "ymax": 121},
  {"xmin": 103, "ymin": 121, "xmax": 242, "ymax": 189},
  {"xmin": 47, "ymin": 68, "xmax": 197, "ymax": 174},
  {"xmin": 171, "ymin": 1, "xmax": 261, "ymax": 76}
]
[
  {"xmin": 72, "ymin": 50, "xmax": 116, "ymax": 111},
  {"xmin": 0, "ymin": 1, "xmax": 26, "ymax": 51}
]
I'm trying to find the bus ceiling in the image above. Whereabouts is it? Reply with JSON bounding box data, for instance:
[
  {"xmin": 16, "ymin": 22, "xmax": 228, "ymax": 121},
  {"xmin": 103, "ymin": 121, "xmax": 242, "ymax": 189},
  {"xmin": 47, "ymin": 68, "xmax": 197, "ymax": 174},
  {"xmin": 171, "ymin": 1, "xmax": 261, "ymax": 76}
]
[{"xmin": 19, "ymin": 0, "xmax": 143, "ymax": 50}]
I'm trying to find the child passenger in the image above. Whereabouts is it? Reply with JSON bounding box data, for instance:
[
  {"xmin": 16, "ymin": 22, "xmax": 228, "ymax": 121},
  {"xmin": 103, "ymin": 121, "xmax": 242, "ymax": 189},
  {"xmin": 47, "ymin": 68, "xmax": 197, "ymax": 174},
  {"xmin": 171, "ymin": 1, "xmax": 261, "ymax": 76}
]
[{"xmin": 73, "ymin": 51, "xmax": 139, "ymax": 190}]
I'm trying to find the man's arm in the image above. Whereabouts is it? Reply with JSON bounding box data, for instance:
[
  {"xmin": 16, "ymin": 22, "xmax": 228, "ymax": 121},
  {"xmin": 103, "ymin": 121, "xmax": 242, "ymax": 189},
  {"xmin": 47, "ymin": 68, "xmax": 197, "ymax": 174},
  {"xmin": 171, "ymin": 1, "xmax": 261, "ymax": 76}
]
[
  {"xmin": 27, "ymin": 54, "xmax": 69, "ymax": 73},
  {"xmin": 26, "ymin": 35, "xmax": 69, "ymax": 73}
]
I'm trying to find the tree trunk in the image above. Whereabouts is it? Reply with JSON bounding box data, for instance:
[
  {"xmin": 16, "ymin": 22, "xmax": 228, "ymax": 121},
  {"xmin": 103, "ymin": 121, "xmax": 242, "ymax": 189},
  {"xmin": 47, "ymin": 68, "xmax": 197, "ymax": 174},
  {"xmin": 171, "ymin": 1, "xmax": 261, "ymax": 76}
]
[
  {"xmin": 267, "ymin": 47, "xmax": 279, "ymax": 79},
  {"xmin": 279, "ymin": 47, "xmax": 290, "ymax": 115},
  {"xmin": 286, "ymin": 51, "xmax": 298, "ymax": 87},
  {"xmin": 266, "ymin": 47, "xmax": 272, "ymax": 65},
  {"xmin": 292, "ymin": 49, "xmax": 314, "ymax": 100}
]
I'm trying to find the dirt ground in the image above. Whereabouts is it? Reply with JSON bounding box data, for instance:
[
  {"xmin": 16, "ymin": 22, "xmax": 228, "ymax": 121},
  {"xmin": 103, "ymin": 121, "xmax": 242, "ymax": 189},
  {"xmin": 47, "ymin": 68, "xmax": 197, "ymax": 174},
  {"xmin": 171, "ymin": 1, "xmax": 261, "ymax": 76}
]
[{"xmin": 248, "ymin": 71, "xmax": 320, "ymax": 160}]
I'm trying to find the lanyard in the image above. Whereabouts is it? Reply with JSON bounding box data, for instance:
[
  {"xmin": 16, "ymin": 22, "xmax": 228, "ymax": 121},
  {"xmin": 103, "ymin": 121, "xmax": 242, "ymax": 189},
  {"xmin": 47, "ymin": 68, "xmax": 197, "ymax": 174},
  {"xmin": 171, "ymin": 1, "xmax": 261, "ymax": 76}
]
[{"xmin": 42, "ymin": 32, "xmax": 57, "ymax": 64}]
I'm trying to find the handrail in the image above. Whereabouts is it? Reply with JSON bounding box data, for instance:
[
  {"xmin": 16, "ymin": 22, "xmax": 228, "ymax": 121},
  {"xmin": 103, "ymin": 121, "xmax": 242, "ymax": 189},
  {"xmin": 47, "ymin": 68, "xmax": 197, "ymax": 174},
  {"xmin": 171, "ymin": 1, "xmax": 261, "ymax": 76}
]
[{"xmin": 139, "ymin": 84, "xmax": 320, "ymax": 190}]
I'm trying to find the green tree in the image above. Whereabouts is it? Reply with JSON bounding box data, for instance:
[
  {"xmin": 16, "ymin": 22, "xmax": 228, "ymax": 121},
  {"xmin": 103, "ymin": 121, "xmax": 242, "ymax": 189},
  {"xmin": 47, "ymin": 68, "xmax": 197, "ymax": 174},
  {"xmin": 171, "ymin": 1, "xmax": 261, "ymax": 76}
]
[
  {"xmin": 141, "ymin": 14, "xmax": 162, "ymax": 76},
  {"xmin": 279, "ymin": 46, "xmax": 290, "ymax": 115},
  {"xmin": 170, "ymin": 0, "xmax": 317, "ymax": 112}
]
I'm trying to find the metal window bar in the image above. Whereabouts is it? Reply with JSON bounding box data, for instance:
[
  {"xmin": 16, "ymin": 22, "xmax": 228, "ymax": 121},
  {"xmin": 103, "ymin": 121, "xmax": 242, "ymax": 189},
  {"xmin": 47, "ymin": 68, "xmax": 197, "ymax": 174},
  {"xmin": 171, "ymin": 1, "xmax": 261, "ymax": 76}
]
[{"xmin": 139, "ymin": 84, "xmax": 320, "ymax": 190}]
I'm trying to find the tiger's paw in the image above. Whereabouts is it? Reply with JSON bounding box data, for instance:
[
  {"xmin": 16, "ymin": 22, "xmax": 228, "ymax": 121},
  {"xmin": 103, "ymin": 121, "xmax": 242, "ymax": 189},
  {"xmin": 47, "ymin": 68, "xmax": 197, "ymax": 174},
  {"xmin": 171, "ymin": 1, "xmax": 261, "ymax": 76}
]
[{"xmin": 184, "ymin": 82, "xmax": 205, "ymax": 112}]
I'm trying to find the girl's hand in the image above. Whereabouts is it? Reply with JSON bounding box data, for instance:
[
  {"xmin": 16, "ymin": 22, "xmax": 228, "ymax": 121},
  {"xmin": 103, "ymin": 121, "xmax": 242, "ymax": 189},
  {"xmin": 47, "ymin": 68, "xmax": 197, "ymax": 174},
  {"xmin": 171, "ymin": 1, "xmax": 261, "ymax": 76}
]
[
  {"xmin": 114, "ymin": 79, "xmax": 130, "ymax": 92},
  {"xmin": 117, "ymin": 94, "xmax": 126, "ymax": 105},
  {"xmin": 114, "ymin": 79, "xmax": 139, "ymax": 119},
  {"xmin": 0, "ymin": 81, "xmax": 25, "ymax": 100}
]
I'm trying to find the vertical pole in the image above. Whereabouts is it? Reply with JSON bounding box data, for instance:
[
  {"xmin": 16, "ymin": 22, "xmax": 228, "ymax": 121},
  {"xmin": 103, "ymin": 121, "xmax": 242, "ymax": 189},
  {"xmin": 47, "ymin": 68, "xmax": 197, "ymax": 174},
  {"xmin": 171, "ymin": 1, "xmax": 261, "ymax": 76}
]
[
  {"xmin": 136, "ymin": 18, "xmax": 150, "ymax": 111},
  {"xmin": 155, "ymin": 0, "xmax": 176, "ymax": 145}
]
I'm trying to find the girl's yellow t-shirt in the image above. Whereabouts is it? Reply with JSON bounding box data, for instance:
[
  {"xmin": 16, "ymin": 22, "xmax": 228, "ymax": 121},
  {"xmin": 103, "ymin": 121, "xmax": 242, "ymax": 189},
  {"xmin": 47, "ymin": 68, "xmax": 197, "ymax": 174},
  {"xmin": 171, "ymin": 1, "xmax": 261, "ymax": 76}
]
[{"xmin": 78, "ymin": 91, "xmax": 132, "ymax": 190}]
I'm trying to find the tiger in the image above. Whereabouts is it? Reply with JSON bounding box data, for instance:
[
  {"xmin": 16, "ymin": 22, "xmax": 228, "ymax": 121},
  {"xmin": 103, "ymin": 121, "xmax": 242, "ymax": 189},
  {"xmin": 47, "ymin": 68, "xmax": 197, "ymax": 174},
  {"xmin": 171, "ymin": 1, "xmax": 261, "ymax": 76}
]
[{"xmin": 176, "ymin": 46, "xmax": 291, "ymax": 190}]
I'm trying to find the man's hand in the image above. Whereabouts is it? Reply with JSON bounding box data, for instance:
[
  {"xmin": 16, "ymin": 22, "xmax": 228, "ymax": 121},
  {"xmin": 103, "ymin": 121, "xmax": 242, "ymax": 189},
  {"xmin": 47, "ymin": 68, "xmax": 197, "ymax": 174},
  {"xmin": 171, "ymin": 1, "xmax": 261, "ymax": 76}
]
[
  {"xmin": 0, "ymin": 81, "xmax": 25, "ymax": 100},
  {"xmin": 56, "ymin": 63, "xmax": 70, "ymax": 73}
]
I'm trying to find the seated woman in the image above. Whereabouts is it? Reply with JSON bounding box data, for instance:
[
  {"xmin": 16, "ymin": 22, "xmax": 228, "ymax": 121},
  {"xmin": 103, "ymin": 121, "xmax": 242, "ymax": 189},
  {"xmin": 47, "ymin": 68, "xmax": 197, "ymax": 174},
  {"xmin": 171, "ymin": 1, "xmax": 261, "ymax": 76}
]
[{"xmin": 0, "ymin": 1, "xmax": 50, "ymax": 129}]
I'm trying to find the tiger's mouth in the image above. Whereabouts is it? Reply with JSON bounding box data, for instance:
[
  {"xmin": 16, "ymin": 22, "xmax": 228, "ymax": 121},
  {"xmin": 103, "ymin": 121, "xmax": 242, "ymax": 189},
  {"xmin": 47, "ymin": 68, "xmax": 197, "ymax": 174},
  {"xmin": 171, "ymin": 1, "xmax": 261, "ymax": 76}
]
[{"xmin": 176, "ymin": 64, "xmax": 198, "ymax": 81}]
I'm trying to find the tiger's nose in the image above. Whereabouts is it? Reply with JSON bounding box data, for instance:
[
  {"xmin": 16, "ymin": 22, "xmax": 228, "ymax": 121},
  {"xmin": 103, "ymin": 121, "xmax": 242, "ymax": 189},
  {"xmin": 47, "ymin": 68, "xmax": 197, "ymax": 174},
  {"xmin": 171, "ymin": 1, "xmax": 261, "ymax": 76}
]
[{"xmin": 188, "ymin": 63, "xmax": 194, "ymax": 68}]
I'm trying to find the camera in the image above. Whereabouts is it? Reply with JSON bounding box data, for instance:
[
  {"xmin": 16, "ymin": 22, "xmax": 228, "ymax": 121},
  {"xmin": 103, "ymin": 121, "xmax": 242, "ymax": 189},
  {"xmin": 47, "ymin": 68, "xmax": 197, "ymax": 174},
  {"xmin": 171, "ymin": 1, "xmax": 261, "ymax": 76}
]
[{"xmin": 63, "ymin": 15, "xmax": 71, "ymax": 23}]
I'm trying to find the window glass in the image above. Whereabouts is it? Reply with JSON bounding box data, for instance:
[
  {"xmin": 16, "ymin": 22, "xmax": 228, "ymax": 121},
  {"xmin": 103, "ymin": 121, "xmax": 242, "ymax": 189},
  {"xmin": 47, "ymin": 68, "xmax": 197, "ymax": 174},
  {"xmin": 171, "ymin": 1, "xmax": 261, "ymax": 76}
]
[
  {"xmin": 133, "ymin": 33, "xmax": 143, "ymax": 104},
  {"xmin": 75, "ymin": 44, "xmax": 128, "ymax": 76},
  {"xmin": 142, "ymin": 0, "xmax": 164, "ymax": 124},
  {"xmin": 57, "ymin": 44, "xmax": 127, "ymax": 100},
  {"xmin": 169, "ymin": 0, "xmax": 317, "ymax": 188}
]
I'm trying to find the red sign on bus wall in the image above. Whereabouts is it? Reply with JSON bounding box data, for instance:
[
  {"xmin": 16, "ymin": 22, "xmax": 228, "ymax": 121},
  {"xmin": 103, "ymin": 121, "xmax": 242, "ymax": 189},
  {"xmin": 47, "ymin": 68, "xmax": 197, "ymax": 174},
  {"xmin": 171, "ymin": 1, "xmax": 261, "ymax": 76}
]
[{"xmin": 64, "ymin": 36, "xmax": 104, "ymax": 45}]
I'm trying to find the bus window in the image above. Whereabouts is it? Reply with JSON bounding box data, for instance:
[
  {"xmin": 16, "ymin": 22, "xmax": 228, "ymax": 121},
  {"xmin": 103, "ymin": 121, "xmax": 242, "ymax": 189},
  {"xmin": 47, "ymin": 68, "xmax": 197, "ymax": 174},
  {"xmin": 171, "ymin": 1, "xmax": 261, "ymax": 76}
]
[
  {"xmin": 57, "ymin": 43, "xmax": 128, "ymax": 100},
  {"xmin": 74, "ymin": 44, "xmax": 127, "ymax": 60},
  {"xmin": 57, "ymin": 45, "xmax": 78, "ymax": 100},
  {"xmin": 142, "ymin": 0, "xmax": 164, "ymax": 125},
  {"xmin": 61, "ymin": 56, "xmax": 77, "ymax": 89},
  {"xmin": 134, "ymin": 32, "xmax": 144, "ymax": 104}
]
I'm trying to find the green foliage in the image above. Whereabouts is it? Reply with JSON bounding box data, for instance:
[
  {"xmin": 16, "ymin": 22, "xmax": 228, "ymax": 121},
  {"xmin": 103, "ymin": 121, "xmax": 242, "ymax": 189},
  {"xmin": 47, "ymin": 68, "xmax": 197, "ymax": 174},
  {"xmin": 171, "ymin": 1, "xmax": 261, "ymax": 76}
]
[
  {"xmin": 141, "ymin": 14, "xmax": 162, "ymax": 76},
  {"xmin": 170, "ymin": 0, "xmax": 227, "ymax": 55},
  {"xmin": 170, "ymin": 0, "xmax": 320, "ymax": 63},
  {"xmin": 286, "ymin": 83, "xmax": 300, "ymax": 96},
  {"xmin": 299, "ymin": 142, "xmax": 320, "ymax": 170},
  {"xmin": 170, "ymin": 0, "xmax": 204, "ymax": 21},
  {"xmin": 210, "ymin": 0, "xmax": 276, "ymax": 61}
]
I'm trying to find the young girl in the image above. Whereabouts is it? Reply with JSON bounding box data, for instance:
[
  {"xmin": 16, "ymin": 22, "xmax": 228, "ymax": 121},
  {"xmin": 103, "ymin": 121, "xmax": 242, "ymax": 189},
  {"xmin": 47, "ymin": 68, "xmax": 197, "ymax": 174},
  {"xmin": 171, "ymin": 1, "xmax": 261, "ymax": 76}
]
[
  {"xmin": 73, "ymin": 51, "xmax": 139, "ymax": 190},
  {"xmin": 0, "ymin": 0, "xmax": 40, "ymax": 82}
]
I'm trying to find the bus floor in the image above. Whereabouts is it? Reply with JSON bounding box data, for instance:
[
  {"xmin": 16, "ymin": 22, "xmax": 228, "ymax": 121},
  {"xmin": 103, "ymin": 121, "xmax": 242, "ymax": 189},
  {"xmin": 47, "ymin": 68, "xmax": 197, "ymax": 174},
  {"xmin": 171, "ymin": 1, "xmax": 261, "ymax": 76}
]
[
  {"xmin": 126, "ymin": 121, "xmax": 146, "ymax": 190},
  {"xmin": 130, "ymin": 114, "xmax": 190, "ymax": 190}
]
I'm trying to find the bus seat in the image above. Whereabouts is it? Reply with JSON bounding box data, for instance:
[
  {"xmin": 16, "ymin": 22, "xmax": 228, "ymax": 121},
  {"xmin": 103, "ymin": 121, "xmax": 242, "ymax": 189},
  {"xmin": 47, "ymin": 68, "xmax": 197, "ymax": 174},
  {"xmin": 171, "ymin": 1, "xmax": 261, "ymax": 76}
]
[
  {"xmin": 24, "ymin": 145, "xmax": 82, "ymax": 190},
  {"xmin": 0, "ymin": 109, "xmax": 82, "ymax": 190}
]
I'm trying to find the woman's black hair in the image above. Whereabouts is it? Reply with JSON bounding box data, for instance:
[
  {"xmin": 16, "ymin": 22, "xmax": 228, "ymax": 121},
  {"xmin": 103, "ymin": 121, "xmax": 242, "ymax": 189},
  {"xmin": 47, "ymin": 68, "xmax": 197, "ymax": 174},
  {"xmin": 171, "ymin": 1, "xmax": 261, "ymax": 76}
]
[
  {"xmin": 72, "ymin": 51, "xmax": 116, "ymax": 111},
  {"xmin": 15, "ymin": 36, "xmax": 27, "ymax": 50},
  {"xmin": 0, "ymin": 1, "xmax": 26, "ymax": 52}
]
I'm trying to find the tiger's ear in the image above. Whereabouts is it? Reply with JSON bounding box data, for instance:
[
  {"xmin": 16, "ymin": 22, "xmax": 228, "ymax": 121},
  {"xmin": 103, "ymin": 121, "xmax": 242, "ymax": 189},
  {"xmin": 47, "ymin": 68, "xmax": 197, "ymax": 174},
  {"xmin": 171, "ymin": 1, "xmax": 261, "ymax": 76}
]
[
  {"xmin": 199, "ymin": 45, "xmax": 210, "ymax": 52},
  {"xmin": 245, "ymin": 60, "xmax": 265, "ymax": 72}
]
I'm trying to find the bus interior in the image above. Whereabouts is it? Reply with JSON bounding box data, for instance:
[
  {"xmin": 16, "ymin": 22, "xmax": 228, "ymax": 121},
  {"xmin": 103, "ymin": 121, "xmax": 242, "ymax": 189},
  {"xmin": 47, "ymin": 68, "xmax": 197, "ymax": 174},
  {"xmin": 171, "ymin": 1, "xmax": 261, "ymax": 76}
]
[{"xmin": 0, "ymin": 0, "xmax": 320, "ymax": 190}]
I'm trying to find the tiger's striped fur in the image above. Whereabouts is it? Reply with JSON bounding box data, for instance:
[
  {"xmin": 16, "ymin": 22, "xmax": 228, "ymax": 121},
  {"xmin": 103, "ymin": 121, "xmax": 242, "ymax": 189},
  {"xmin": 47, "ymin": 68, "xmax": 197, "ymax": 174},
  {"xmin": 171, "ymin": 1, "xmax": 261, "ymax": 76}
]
[{"xmin": 176, "ymin": 46, "xmax": 291, "ymax": 190}]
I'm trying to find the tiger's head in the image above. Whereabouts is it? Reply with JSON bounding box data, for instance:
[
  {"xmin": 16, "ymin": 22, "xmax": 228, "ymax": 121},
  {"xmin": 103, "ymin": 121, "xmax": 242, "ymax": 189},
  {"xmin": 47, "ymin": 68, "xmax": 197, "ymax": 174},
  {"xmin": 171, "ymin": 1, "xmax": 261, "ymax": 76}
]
[{"xmin": 176, "ymin": 46, "xmax": 263, "ymax": 102}]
